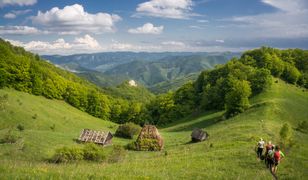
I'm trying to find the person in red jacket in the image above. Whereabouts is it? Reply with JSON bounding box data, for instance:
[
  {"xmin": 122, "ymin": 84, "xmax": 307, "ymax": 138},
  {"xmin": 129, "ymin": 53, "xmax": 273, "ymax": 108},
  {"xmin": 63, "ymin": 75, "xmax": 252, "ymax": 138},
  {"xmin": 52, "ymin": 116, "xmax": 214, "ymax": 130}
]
[{"xmin": 272, "ymin": 145, "xmax": 285, "ymax": 174}]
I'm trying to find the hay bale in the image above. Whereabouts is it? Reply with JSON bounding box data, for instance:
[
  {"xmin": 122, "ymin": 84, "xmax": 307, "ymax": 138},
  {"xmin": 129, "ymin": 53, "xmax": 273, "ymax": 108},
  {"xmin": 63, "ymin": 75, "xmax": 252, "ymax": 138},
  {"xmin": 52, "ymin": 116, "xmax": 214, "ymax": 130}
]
[
  {"xmin": 191, "ymin": 128, "xmax": 208, "ymax": 142},
  {"xmin": 135, "ymin": 125, "xmax": 163, "ymax": 151}
]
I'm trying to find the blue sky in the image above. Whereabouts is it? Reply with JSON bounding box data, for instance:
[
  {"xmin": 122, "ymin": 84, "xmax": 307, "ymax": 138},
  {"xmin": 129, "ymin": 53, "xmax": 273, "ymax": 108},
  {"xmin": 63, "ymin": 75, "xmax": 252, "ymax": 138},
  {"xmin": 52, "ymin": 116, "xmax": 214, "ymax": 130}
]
[{"xmin": 0, "ymin": 0, "xmax": 307, "ymax": 55}]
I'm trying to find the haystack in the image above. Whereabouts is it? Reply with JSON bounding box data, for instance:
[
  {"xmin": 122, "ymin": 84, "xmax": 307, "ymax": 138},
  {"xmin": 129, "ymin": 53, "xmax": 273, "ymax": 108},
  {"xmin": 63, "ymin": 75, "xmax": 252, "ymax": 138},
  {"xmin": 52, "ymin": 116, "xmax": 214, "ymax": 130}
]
[
  {"xmin": 135, "ymin": 125, "xmax": 163, "ymax": 151},
  {"xmin": 191, "ymin": 128, "xmax": 208, "ymax": 142}
]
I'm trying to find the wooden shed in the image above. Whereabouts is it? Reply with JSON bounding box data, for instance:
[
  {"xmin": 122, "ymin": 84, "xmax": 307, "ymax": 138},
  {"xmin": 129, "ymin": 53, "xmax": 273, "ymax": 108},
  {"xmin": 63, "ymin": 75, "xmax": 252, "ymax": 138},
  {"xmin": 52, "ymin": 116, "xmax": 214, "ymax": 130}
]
[
  {"xmin": 191, "ymin": 128, "xmax": 208, "ymax": 142},
  {"xmin": 78, "ymin": 129, "xmax": 113, "ymax": 146},
  {"xmin": 135, "ymin": 125, "xmax": 164, "ymax": 151}
]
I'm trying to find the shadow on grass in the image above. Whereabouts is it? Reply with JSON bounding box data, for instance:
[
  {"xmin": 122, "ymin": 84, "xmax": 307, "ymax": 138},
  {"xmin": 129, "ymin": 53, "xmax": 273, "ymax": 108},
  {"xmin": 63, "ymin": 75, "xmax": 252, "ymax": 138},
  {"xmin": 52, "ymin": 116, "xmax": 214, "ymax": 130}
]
[{"xmin": 167, "ymin": 114, "xmax": 223, "ymax": 132}]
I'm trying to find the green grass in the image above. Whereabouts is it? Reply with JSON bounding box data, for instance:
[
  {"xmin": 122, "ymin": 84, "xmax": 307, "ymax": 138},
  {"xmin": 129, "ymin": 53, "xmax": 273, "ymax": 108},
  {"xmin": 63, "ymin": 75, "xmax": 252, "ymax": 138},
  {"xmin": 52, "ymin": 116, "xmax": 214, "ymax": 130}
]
[{"xmin": 0, "ymin": 79, "xmax": 308, "ymax": 179}]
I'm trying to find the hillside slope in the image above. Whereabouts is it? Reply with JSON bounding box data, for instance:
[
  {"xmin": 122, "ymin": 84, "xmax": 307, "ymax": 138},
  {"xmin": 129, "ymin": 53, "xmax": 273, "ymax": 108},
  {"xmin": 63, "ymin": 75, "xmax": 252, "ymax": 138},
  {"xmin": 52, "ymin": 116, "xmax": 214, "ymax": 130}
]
[
  {"xmin": 0, "ymin": 79, "xmax": 307, "ymax": 179},
  {"xmin": 0, "ymin": 88, "xmax": 118, "ymax": 162}
]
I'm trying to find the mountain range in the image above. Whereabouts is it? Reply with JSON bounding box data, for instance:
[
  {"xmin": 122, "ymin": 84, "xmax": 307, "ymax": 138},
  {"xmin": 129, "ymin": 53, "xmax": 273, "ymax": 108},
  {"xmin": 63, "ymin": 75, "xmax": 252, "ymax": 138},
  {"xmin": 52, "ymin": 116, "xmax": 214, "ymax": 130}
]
[{"xmin": 43, "ymin": 52, "xmax": 240, "ymax": 93}]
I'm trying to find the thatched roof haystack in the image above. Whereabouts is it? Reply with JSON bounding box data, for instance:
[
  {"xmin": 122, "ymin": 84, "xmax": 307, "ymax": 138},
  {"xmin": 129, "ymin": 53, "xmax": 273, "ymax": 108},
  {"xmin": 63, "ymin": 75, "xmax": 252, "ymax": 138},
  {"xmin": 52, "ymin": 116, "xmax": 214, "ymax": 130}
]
[{"xmin": 135, "ymin": 125, "xmax": 163, "ymax": 151}]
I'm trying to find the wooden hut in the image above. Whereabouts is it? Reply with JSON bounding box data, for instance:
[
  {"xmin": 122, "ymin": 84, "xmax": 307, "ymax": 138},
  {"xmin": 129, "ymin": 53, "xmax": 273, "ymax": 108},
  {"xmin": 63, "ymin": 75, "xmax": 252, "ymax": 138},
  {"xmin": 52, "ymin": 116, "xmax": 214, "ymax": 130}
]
[
  {"xmin": 191, "ymin": 128, "xmax": 208, "ymax": 142},
  {"xmin": 135, "ymin": 125, "xmax": 164, "ymax": 151},
  {"xmin": 78, "ymin": 129, "xmax": 113, "ymax": 146}
]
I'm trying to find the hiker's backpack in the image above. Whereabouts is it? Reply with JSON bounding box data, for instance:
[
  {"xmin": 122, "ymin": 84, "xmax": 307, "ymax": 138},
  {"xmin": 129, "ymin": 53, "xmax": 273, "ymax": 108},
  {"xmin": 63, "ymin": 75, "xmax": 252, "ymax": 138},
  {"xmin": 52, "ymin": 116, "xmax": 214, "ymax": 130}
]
[
  {"xmin": 274, "ymin": 151, "xmax": 281, "ymax": 161},
  {"xmin": 268, "ymin": 150, "xmax": 273, "ymax": 157},
  {"xmin": 266, "ymin": 144, "xmax": 273, "ymax": 151}
]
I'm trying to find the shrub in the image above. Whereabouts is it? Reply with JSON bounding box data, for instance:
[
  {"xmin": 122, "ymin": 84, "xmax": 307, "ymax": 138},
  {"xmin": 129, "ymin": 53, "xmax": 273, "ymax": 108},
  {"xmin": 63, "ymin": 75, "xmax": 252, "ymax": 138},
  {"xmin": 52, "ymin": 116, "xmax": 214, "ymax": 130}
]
[
  {"xmin": 296, "ymin": 121, "xmax": 308, "ymax": 133},
  {"xmin": 0, "ymin": 130, "xmax": 18, "ymax": 144},
  {"xmin": 280, "ymin": 123, "xmax": 293, "ymax": 147},
  {"xmin": 51, "ymin": 146, "xmax": 84, "ymax": 163},
  {"xmin": 32, "ymin": 114, "xmax": 38, "ymax": 119},
  {"xmin": 0, "ymin": 94, "xmax": 8, "ymax": 111},
  {"xmin": 51, "ymin": 143, "xmax": 107, "ymax": 163},
  {"xmin": 83, "ymin": 143, "xmax": 106, "ymax": 162},
  {"xmin": 115, "ymin": 122, "xmax": 141, "ymax": 139},
  {"xmin": 108, "ymin": 145, "xmax": 127, "ymax": 163},
  {"xmin": 125, "ymin": 141, "xmax": 136, "ymax": 150},
  {"xmin": 50, "ymin": 124, "xmax": 56, "ymax": 131},
  {"xmin": 17, "ymin": 124, "xmax": 25, "ymax": 131}
]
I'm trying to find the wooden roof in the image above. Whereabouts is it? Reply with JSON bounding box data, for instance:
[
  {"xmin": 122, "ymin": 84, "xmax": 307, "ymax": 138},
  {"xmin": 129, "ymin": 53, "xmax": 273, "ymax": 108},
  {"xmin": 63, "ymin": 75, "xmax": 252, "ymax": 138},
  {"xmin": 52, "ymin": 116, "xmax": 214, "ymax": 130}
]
[
  {"xmin": 191, "ymin": 128, "xmax": 208, "ymax": 141},
  {"xmin": 78, "ymin": 129, "xmax": 113, "ymax": 145}
]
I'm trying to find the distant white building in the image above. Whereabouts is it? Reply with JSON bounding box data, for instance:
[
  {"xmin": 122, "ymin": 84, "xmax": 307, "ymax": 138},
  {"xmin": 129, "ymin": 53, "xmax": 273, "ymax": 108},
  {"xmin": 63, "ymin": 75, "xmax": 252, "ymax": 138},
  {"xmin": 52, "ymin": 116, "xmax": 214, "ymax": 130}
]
[{"xmin": 128, "ymin": 80, "xmax": 137, "ymax": 87}]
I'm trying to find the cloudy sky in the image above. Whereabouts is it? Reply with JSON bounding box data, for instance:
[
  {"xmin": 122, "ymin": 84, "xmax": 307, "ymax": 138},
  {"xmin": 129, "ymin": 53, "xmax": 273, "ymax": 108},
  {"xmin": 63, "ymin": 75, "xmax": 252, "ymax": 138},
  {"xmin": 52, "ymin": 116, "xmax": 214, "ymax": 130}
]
[{"xmin": 0, "ymin": 0, "xmax": 307, "ymax": 55}]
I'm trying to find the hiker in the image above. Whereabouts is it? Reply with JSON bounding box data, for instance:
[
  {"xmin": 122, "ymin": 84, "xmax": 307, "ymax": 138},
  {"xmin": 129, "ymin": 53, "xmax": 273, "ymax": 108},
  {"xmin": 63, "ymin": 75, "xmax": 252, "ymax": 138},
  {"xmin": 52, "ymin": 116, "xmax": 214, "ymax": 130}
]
[
  {"xmin": 264, "ymin": 141, "xmax": 274, "ymax": 166},
  {"xmin": 266, "ymin": 146, "xmax": 275, "ymax": 169},
  {"xmin": 256, "ymin": 138, "xmax": 265, "ymax": 159},
  {"xmin": 272, "ymin": 145, "xmax": 285, "ymax": 174}
]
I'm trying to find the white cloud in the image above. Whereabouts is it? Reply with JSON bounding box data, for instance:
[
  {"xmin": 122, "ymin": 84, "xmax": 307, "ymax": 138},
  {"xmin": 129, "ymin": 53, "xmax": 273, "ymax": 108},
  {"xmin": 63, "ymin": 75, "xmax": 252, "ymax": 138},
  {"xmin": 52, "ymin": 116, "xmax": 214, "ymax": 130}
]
[
  {"xmin": 189, "ymin": 25, "xmax": 204, "ymax": 29},
  {"xmin": 215, "ymin": 39, "xmax": 224, "ymax": 43},
  {"xmin": 74, "ymin": 34, "xmax": 100, "ymax": 49},
  {"xmin": 7, "ymin": 37, "xmax": 247, "ymax": 53},
  {"xmin": 4, "ymin": 13, "xmax": 16, "ymax": 19},
  {"xmin": 32, "ymin": 4, "xmax": 121, "ymax": 34},
  {"xmin": 261, "ymin": 0, "xmax": 307, "ymax": 12},
  {"xmin": 161, "ymin": 41, "xmax": 185, "ymax": 47},
  {"xmin": 128, "ymin": 23, "xmax": 164, "ymax": 34},
  {"xmin": 4, "ymin": 9, "xmax": 31, "ymax": 19},
  {"xmin": 197, "ymin": 19, "xmax": 209, "ymax": 23},
  {"xmin": 6, "ymin": 34, "xmax": 102, "ymax": 55},
  {"xmin": 0, "ymin": 26, "xmax": 45, "ymax": 35},
  {"xmin": 0, "ymin": 0, "xmax": 36, "ymax": 7},
  {"xmin": 227, "ymin": 0, "xmax": 308, "ymax": 38},
  {"xmin": 135, "ymin": 0, "xmax": 195, "ymax": 19},
  {"xmin": 110, "ymin": 41, "xmax": 134, "ymax": 51},
  {"xmin": 108, "ymin": 40, "xmax": 161, "ymax": 51}
]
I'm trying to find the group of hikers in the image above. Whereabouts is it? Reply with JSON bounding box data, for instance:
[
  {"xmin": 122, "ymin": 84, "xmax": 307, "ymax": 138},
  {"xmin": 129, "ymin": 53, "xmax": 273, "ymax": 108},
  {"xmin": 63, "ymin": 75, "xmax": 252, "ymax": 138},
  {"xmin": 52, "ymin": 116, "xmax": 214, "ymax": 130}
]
[{"xmin": 256, "ymin": 138, "xmax": 285, "ymax": 174}]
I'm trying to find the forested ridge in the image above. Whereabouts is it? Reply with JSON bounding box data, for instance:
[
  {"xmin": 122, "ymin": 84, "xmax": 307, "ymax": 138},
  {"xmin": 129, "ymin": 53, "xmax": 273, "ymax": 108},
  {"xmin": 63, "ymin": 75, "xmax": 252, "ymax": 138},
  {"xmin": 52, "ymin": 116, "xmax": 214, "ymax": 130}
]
[
  {"xmin": 1, "ymin": 39, "xmax": 307, "ymax": 126},
  {"xmin": 44, "ymin": 52, "xmax": 236, "ymax": 93},
  {"xmin": 0, "ymin": 39, "xmax": 147, "ymax": 124},
  {"xmin": 143, "ymin": 47, "xmax": 308, "ymax": 125}
]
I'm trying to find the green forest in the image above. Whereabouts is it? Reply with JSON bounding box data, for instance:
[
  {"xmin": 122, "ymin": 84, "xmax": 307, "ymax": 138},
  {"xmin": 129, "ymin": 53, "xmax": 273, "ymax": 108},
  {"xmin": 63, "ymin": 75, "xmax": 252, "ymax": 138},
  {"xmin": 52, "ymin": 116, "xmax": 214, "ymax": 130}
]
[{"xmin": 1, "ymin": 39, "xmax": 308, "ymax": 126}]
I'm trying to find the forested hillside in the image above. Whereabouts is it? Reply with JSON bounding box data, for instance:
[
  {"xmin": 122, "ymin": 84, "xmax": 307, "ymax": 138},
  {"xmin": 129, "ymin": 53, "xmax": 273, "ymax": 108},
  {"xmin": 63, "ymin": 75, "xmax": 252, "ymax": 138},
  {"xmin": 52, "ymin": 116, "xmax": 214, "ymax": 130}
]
[
  {"xmin": 0, "ymin": 39, "xmax": 148, "ymax": 124},
  {"xmin": 141, "ymin": 47, "xmax": 308, "ymax": 125},
  {"xmin": 1, "ymin": 39, "xmax": 307, "ymax": 127}
]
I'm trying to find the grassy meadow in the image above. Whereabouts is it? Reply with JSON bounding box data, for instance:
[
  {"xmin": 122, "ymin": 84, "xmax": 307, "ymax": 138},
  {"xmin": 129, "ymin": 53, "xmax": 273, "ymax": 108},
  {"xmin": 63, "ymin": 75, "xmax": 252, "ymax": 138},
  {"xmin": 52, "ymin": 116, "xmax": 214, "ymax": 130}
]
[{"xmin": 0, "ymin": 79, "xmax": 307, "ymax": 179}]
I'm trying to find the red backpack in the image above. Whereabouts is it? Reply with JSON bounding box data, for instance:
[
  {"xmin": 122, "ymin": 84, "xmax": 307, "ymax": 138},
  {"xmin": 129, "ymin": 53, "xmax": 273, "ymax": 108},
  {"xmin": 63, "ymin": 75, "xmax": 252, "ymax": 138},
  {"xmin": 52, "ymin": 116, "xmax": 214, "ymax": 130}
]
[{"xmin": 274, "ymin": 151, "xmax": 281, "ymax": 161}]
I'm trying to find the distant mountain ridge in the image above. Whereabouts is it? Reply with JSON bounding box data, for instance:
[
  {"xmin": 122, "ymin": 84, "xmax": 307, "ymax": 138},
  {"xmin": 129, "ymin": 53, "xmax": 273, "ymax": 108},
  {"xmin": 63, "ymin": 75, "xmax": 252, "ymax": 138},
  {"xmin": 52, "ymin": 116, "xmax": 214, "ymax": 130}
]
[
  {"xmin": 43, "ymin": 52, "xmax": 240, "ymax": 92},
  {"xmin": 104, "ymin": 55, "xmax": 231, "ymax": 85}
]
